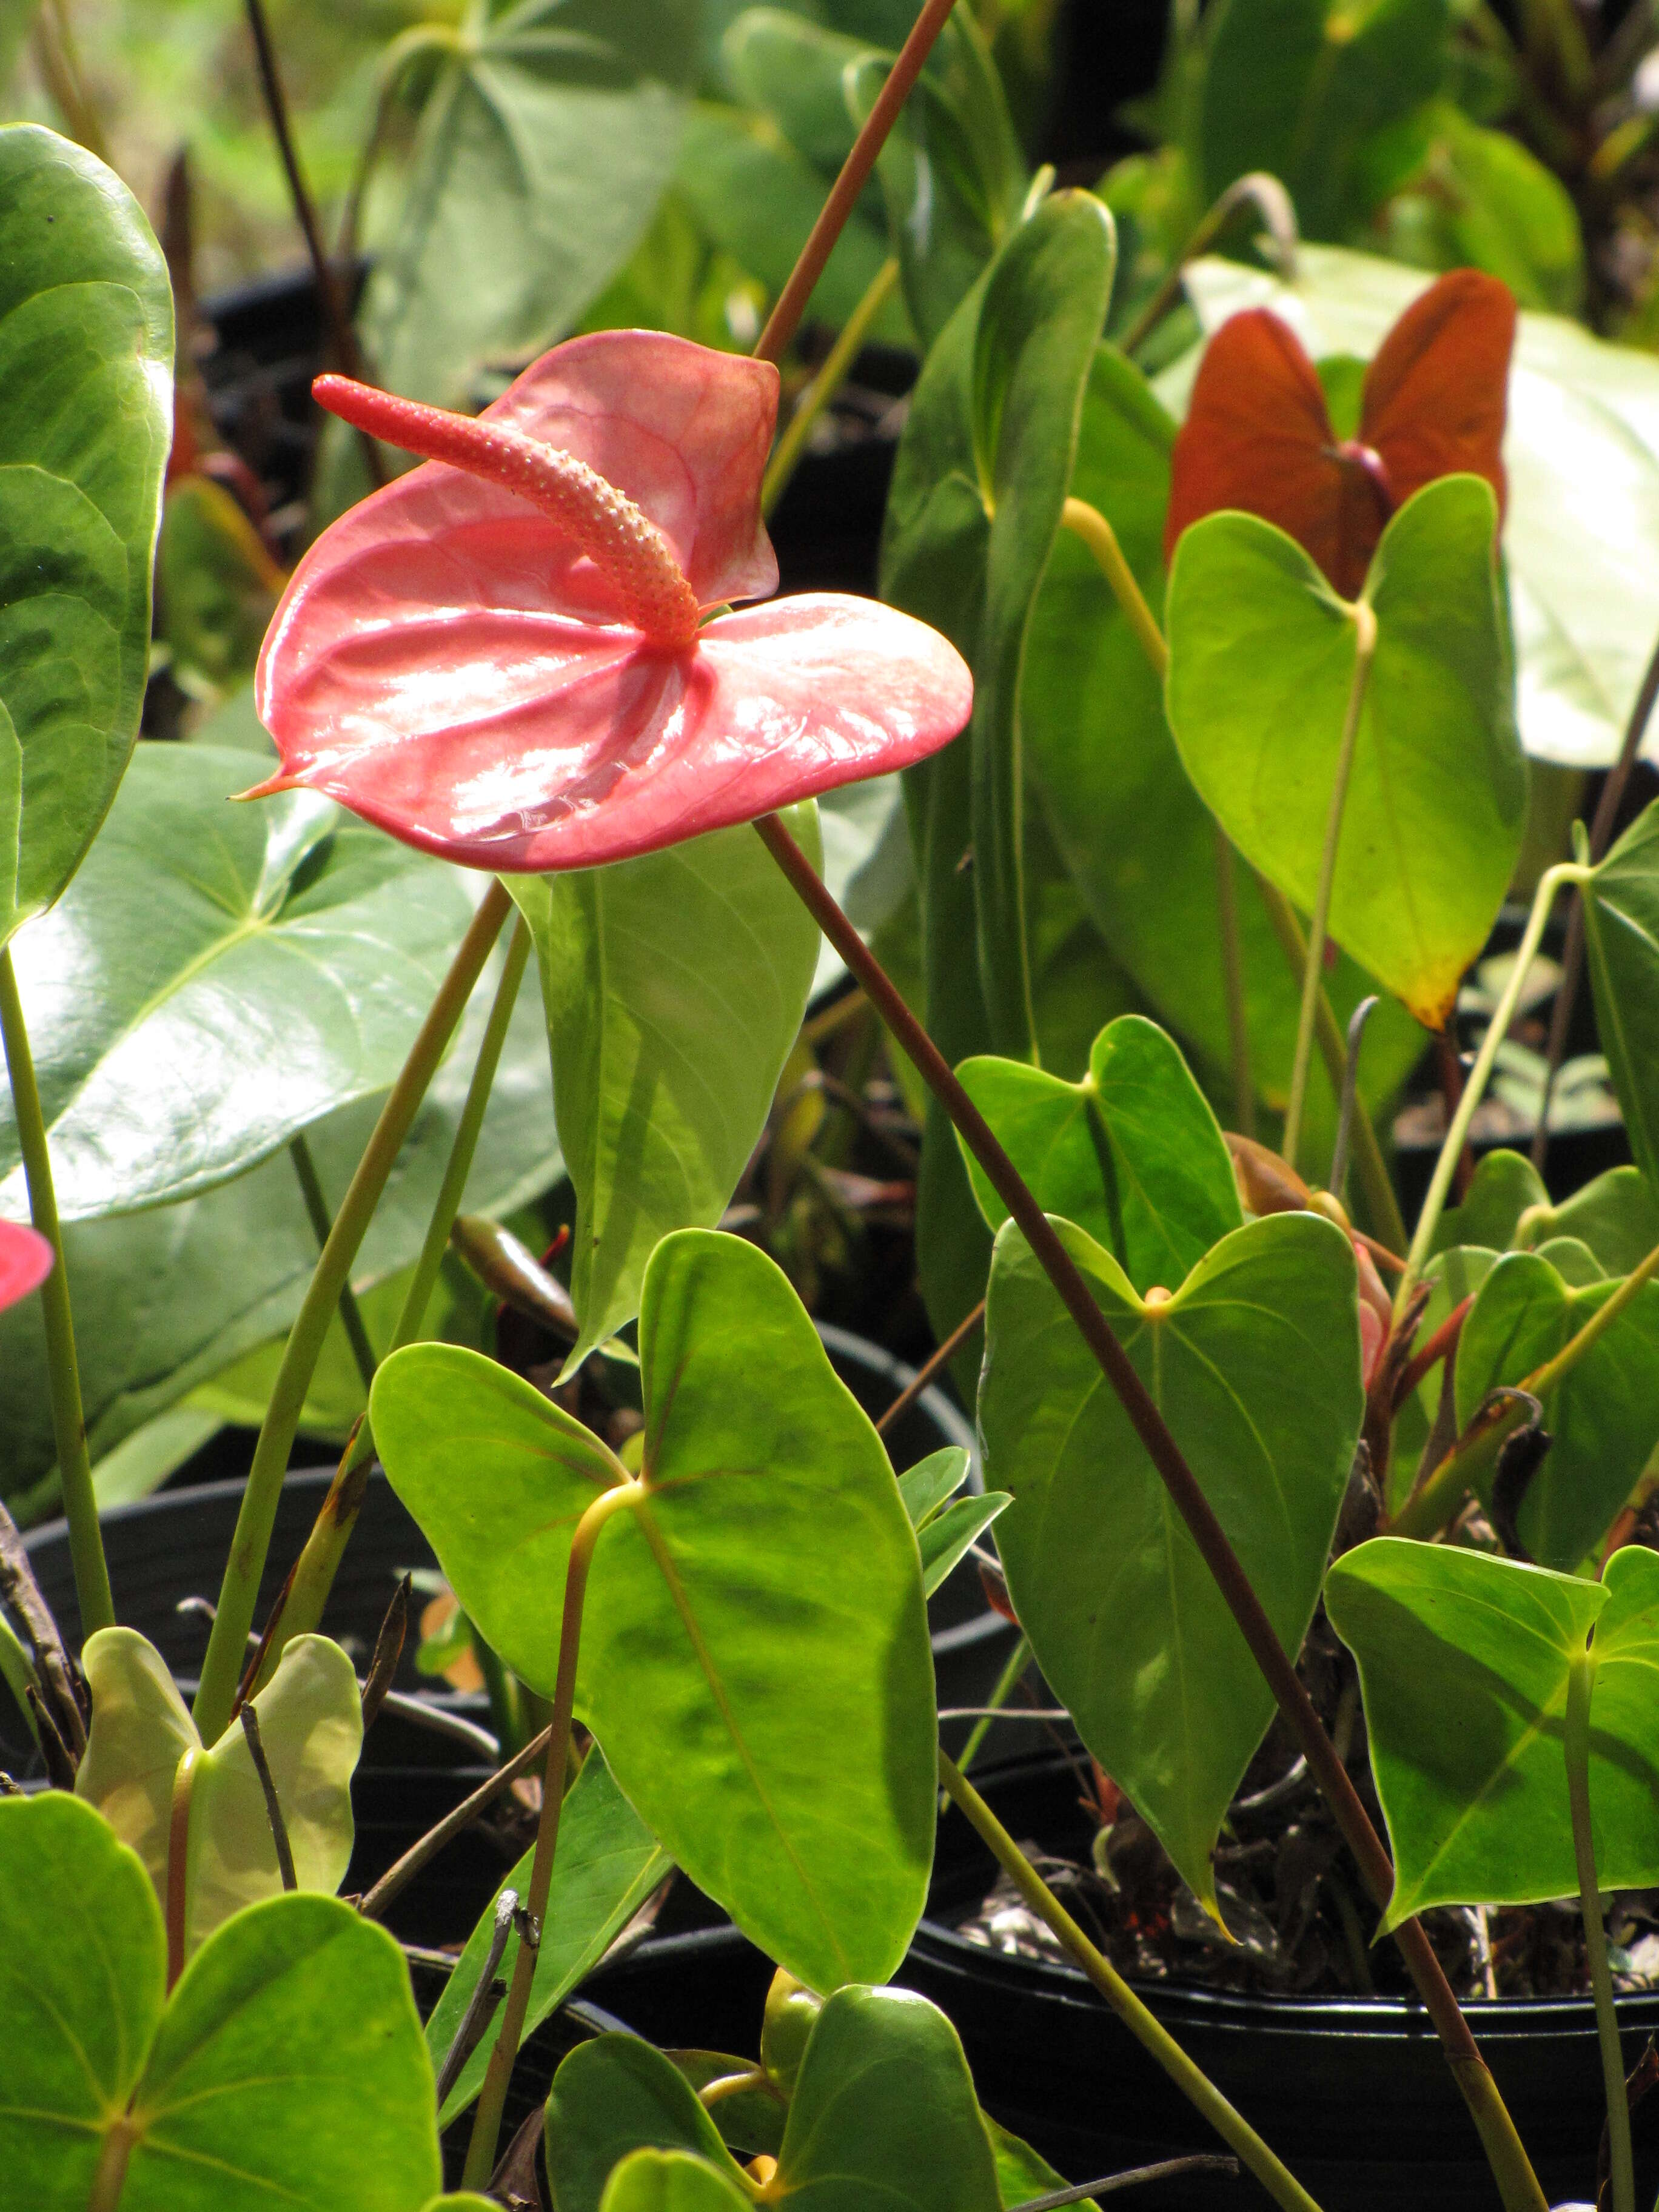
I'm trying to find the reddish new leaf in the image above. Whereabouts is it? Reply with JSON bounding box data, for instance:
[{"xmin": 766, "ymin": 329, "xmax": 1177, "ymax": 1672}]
[
  {"xmin": 1165, "ymin": 270, "xmax": 1515, "ymax": 601},
  {"xmin": 0, "ymin": 1222, "xmax": 52, "ymax": 1313},
  {"xmin": 255, "ymin": 331, "xmax": 972, "ymax": 872}
]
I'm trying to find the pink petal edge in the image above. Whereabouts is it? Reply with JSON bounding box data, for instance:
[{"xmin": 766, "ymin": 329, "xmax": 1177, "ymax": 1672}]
[
  {"xmin": 0, "ymin": 1221, "xmax": 53, "ymax": 1313},
  {"xmin": 259, "ymin": 594, "xmax": 973, "ymax": 873}
]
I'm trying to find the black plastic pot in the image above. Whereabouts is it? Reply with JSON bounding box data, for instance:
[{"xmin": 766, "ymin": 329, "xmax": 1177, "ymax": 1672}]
[{"xmin": 901, "ymin": 1754, "xmax": 1659, "ymax": 2212}]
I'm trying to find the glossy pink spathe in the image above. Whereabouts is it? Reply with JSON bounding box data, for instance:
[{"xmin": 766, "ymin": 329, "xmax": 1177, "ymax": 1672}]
[
  {"xmin": 0, "ymin": 1221, "xmax": 52, "ymax": 1313},
  {"xmin": 254, "ymin": 331, "xmax": 973, "ymax": 873}
]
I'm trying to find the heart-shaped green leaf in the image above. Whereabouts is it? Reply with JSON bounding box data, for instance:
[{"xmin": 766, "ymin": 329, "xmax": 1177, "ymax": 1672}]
[
  {"xmin": 428, "ymin": 1748, "xmax": 671, "ymax": 2124},
  {"xmin": 1166, "ymin": 477, "xmax": 1524, "ymax": 1030},
  {"xmin": 602, "ymin": 2153, "xmax": 753, "ymax": 2212},
  {"xmin": 509, "ymin": 808, "xmax": 821, "ymax": 1373},
  {"xmin": 1021, "ymin": 344, "xmax": 1424, "ymax": 1142},
  {"xmin": 0, "ymin": 126, "xmax": 172, "ymax": 947},
  {"xmin": 1581, "ymin": 800, "xmax": 1659, "ymax": 1190},
  {"xmin": 75, "ymin": 1626, "xmax": 361, "ymax": 1957},
  {"xmin": 1326, "ymin": 1538, "xmax": 1659, "ymax": 1927},
  {"xmin": 360, "ymin": 0, "xmax": 697, "ymax": 410},
  {"xmin": 957, "ymin": 1014, "xmax": 1242, "ymax": 1294},
  {"xmin": 1427, "ymin": 1147, "xmax": 1547, "ymax": 1258},
  {"xmin": 0, "ymin": 744, "xmax": 475, "ymax": 1218},
  {"xmin": 0, "ymin": 1791, "xmax": 440, "ymax": 2210},
  {"xmin": 372, "ymin": 1230, "xmax": 936, "ymax": 1993},
  {"xmin": 0, "ymin": 949, "xmax": 560, "ymax": 1506},
  {"xmin": 1521, "ymin": 1166, "xmax": 1659, "ymax": 1279},
  {"xmin": 884, "ymin": 192, "xmax": 1114, "ymax": 1062},
  {"xmin": 1178, "ymin": 243, "xmax": 1659, "ymax": 771},
  {"xmin": 980, "ymin": 1210, "xmax": 1364, "ymax": 1905},
  {"xmin": 774, "ymin": 1985, "xmax": 1002, "ymax": 2212},
  {"xmin": 547, "ymin": 2036, "xmax": 743, "ymax": 2212},
  {"xmin": 850, "ymin": 7, "xmax": 1027, "ymax": 346},
  {"xmin": 550, "ymin": 1988, "xmax": 1000, "ymax": 2212},
  {"xmin": 1455, "ymin": 1247, "xmax": 1659, "ymax": 1570}
]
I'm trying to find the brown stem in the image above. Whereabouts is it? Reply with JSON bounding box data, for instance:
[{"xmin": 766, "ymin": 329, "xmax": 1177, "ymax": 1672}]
[
  {"xmin": 1533, "ymin": 624, "xmax": 1659, "ymax": 1172},
  {"xmin": 754, "ymin": 811, "xmax": 1543, "ymax": 2208},
  {"xmin": 239, "ymin": 1704, "xmax": 297, "ymax": 1889},
  {"xmin": 874, "ymin": 1298, "xmax": 985, "ymax": 1436},
  {"xmin": 357, "ymin": 1724, "xmax": 554, "ymax": 1923},
  {"xmin": 1391, "ymin": 1295, "xmax": 1473, "ymax": 1411},
  {"xmin": 242, "ymin": 0, "xmax": 386, "ymax": 486},
  {"xmin": 752, "ymin": 0, "xmax": 957, "ymax": 364}
]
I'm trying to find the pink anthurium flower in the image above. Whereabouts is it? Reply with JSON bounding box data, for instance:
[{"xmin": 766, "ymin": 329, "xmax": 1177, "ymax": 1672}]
[
  {"xmin": 250, "ymin": 332, "xmax": 973, "ymax": 873},
  {"xmin": 0, "ymin": 1222, "xmax": 52, "ymax": 1313}
]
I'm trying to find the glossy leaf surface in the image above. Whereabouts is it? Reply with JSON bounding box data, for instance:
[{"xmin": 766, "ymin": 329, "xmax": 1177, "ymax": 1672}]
[
  {"xmin": 1022, "ymin": 344, "xmax": 1424, "ymax": 1132},
  {"xmin": 1166, "ymin": 477, "xmax": 1523, "ymax": 1028},
  {"xmin": 0, "ymin": 744, "xmax": 474, "ymax": 1218},
  {"xmin": 75, "ymin": 1626, "xmax": 360, "ymax": 1957},
  {"xmin": 1428, "ymin": 1146, "xmax": 1546, "ymax": 1258},
  {"xmin": 1326, "ymin": 1539, "xmax": 1659, "ymax": 1925},
  {"xmin": 980, "ymin": 1211, "xmax": 1362, "ymax": 1905},
  {"xmin": 1581, "ymin": 800, "xmax": 1659, "ymax": 1189},
  {"xmin": 361, "ymin": 0, "xmax": 697, "ymax": 409},
  {"xmin": 0, "ymin": 1792, "xmax": 440, "ymax": 2209},
  {"xmin": 260, "ymin": 333, "xmax": 970, "ymax": 873},
  {"xmin": 0, "ymin": 127, "xmax": 172, "ymax": 947},
  {"xmin": 1455, "ymin": 1248, "xmax": 1659, "ymax": 1570},
  {"xmin": 373, "ymin": 1231, "xmax": 936, "ymax": 1992},
  {"xmin": 957, "ymin": 1015, "xmax": 1241, "ymax": 1294},
  {"xmin": 429, "ymin": 1749, "xmax": 671, "ymax": 2123},
  {"xmin": 1179, "ymin": 244, "xmax": 1659, "ymax": 768},
  {"xmin": 0, "ymin": 951, "xmax": 558, "ymax": 1502},
  {"xmin": 510, "ymin": 806, "xmax": 821, "ymax": 1369}
]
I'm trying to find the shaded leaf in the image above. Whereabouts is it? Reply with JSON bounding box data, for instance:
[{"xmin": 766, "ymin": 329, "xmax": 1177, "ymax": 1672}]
[
  {"xmin": 1455, "ymin": 1247, "xmax": 1659, "ymax": 1570},
  {"xmin": 980, "ymin": 1210, "xmax": 1362, "ymax": 1905},
  {"xmin": 429, "ymin": 1749, "xmax": 671, "ymax": 2125},
  {"xmin": 509, "ymin": 808, "xmax": 821, "ymax": 1371},
  {"xmin": 1581, "ymin": 799, "xmax": 1659, "ymax": 1189}
]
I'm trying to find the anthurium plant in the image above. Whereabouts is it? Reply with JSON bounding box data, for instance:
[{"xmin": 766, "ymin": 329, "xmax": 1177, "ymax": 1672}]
[{"xmin": 7, "ymin": 2, "xmax": 1659, "ymax": 2210}]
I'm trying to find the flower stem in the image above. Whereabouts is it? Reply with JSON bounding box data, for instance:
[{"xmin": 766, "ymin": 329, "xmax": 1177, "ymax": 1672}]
[
  {"xmin": 754, "ymin": 808, "xmax": 1545, "ymax": 2212},
  {"xmin": 1566, "ymin": 1644, "xmax": 1634, "ymax": 2212},
  {"xmin": 1255, "ymin": 879, "xmax": 1406, "ymax": 1253},
  {"xmin": 1284, "ymin": 604, "xmax": 1376, "ymax": 1176},
  {"xmin": 0, "ymin": 945, "xmax": 112, "ymax": 1636},
  {"xmin": 754, "ymin": 0, "xmax": 957, "ymax": 364},
  {"xmin": 762, "ymin": 256, "xmax": 900, "ymax": 518},
  {"xmin": 287, "ymin": 1134, "xmax": 378, "ymax": 1395},
  {"xmin": 461, "ymin": 1480, "xmax": 639, "ymax": 2187},
  {"xmin": 1398, "ymin": 859, "xmax": 1588, "ymax": 1309},
  {"xmin": 192, "ymin": 881, "xmax": 512, "ymax": 1746},
  {"xmin": 240, "ymin": 916, "xmax": 531, "ymax": 1697},
  {"xmin": 950, "ymin": 1631, "xmax": 1030, "ymax": 1781},
  {"xmin": 939, "ymin": 1752, "xmax": 1324, "ymax": 2212}
]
